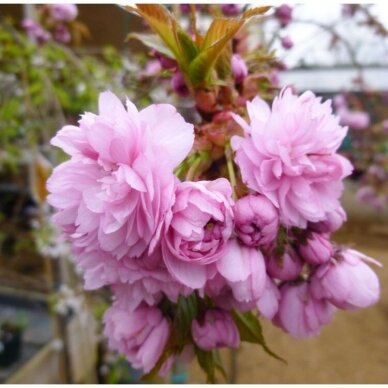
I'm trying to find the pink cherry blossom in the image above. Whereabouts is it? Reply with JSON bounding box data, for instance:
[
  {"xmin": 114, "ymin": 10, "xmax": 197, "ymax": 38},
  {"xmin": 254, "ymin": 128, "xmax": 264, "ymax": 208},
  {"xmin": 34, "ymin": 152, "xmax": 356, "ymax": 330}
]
[
  {"xmin": 234, "ymin": 194, "xmax": 279, "ymax": 248},
  {"xmin": 275, "ymin": 4, "xmax": 293, "ymax": 27},
  {"xmin": 232, "ymin": 88, "xmax": 353, "ymax": 228},
  {"xmin": 338, "ymin": 108, "xmax": 370, "ymax": 130},
  {"xmin": 104, "ymin": 303, "xmax": 170, "ymax": 373},
  {"xmin": 47, "ymin": 91, "xmax": 194, "ymax": 288},
  {"xmin": 274, "ymin": 282, "xmax": 336, "ymax": 339},
  {"xmin": 310, "ymin": 249, "xmax": 381, "ymax": 310},
  {"xmin": 50, "ymin": 4, "xmax": 78, "ymax": 22},
  {"xmin": 162, "ymin": 179, "xmax": 234, "ymax": 289},
  {"xmin": 192, "ymin": 309, "xmax": 240, "ymax": 351}
]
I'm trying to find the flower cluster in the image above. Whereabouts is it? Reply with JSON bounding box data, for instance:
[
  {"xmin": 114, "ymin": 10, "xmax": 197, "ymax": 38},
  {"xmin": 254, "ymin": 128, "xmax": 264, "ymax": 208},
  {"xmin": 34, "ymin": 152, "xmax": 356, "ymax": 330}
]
[
  {"xmin": 47, "ymin": 88, "xmax": 381, "ymax": 377},
  {"xmin": 22, "ymin": 4, "xmax": 78, "ymax": 45}
]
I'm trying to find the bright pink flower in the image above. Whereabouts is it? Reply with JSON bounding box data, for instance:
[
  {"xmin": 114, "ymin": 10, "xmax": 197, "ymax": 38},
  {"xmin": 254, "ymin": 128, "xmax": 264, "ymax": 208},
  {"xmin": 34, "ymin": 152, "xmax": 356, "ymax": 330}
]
[
  {"xmin": 310, "ymin": 249, "xmax": 381, "ymax": 310},
  {"xmin": 50, "ymin": 4, "xmax": 78, "ymax": 22},
  {"xmin": 221, "ymin": 4, "xmax": 241, "ymax": 16},
  {"xmin": 338, "ymin": 108, "xmax": 370, "ymax": 130},
  {"xmin": 54, "ymin": 24, "xmax": 71, "ymax": 44},
  {"xmin": 281, "ymin": 36, "xmax": 293, "ymax": 49},
  {"xmin": 309, "ymin": 205, "xmax": 346, "ymax": 233},
  {"xmin": 266, "ymin": 246, "xmax": 303, "ymax": 281},
  {"xmin": 298, "ymin": 232, "xmax": 333, "ymax": 265},
  {"xmin": 22, "ymin": 19, "xmax": 51, "ymax": 44},
  {"xmin": 192, "ymin": 309, "xmax": 240, "ymax": 351},
  {"xmin": 275, "ymin": 4, "xmax": 293, "ymax": 27},
  {"xmin": 234, "ymin": 194, "xmax": 279, "ymax": 248},
  {"xmin": 162, "ymin": 179, "xmax": 234, "ymax": 289},
  {"xmin": 274, "ymin": 282, "xmax": 336, "ymax": 339},
  {"xmin": 104, "ymin": 303, "xmax": 170, "ymax": 373},
  {"xmin": 232, "ymin": 88, "xmax": 353, "ymax": 228},
  {"xmin": 231, "ymin": 54, "xmax": 248, "ymax": 83},
  {"xmin": 47, "ymin": 91, "xmax": 194, "ymax": 287},
  {"xmin": 171, "ymin": 71, "xmax": 189, "ymax": 97}
]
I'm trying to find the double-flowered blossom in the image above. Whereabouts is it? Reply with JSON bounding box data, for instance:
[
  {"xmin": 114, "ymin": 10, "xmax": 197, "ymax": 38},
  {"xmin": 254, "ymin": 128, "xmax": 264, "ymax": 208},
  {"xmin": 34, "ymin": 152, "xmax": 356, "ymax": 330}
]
[
  {"xmin": 232, "ymin": 88, "xmax": 353, "ymax": 228},
  {"xmin": 103, "ymin": 303, "xmax": 170, "ymax": 373},
  {"xmin": 47, "ymin": 91, "xmax": 194, "ymax": 286},
  {"xmin": 162, "ymin": 179, "xmax": 234, "ymax": 289},
  {"xmin": 274, "ymin": 282, "xmax": 336, "ymax": 339},
  {"xmin": 47, "ymin": 85, "xmax": 381, "ymax": 377}
]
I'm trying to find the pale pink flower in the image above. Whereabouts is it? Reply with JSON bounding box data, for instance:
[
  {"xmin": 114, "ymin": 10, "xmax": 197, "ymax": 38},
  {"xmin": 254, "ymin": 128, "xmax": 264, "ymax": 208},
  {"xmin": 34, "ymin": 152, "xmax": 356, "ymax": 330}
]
[
  {"xmin": 47, "ymin": 91, "xmax": 194, "ymax": 287},
  {"xmin": 50, "ymin": 4, "xmax": 78, "ymax": 22},
  {"xmin": 356, "ymin": 186, "xmax": 386, "ymax": 210},
  {"xmin": 274, "ymin": 282, "xmax": 336, "ymax": 339},
  {"xmin": 232, "ymin": 88, "xmax": 353, "ymax": 228},
  {"xmin": 234, "ymin": 194, "xmax": 279, "ymax": 248},
  {"xmin": 310, "ymin": 249, "xmax": 381, "ymax": 310},
  {"xmin": 103, "ymin": 303, "xmax": 170, "ymax": 373},
  {"xmin": 192, "ymin": 309, "xmax": 240, "ymax": 351},
  {"xmin": 338, "ymin": 108, "xmax": 370, "ymax": 130},
  {"xmin": 162, "ymin": 179, "xmax": 234, "ymax": 289}
]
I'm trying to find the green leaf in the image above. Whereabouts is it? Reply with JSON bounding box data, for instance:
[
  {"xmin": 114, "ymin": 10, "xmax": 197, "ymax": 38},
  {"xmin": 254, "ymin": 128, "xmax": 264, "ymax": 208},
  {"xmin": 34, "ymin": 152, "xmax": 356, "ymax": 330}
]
[
  {"xmin": 173, "ymin": 294, "xmax": 199, "ymax": 345},
  {"xmin": 196, "ymin": 348, "xmax": 216, "ymax": 383},
  {"xmin": 127, "ymin": 32, "xmax": 174, "ymax": 58},
  {"xmin": 232, "ymin": 310, "xmax": 286, "ymax": 363},
  {"xmin": 175, "ymin": 29, "xmax": 199, "ymax": 64}
]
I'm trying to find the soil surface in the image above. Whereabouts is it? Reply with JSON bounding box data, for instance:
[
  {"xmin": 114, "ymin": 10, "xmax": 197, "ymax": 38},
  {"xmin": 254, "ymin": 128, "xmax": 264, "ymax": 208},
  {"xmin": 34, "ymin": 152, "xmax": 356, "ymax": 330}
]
[{"xmin": 189, "ymin": 221, "xmax": 388, "ymax": 383}]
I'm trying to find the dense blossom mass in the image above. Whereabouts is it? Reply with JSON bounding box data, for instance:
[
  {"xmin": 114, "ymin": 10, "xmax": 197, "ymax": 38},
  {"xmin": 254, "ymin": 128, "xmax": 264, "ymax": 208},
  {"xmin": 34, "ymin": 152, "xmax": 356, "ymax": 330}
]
[{"xmin": 47, "ymin": 89, "xmax": 380, "ymax": 376}]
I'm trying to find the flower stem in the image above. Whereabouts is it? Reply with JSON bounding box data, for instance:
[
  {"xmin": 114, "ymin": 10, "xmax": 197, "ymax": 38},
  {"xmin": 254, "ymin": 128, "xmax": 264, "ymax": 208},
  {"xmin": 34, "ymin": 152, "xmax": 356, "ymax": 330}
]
[{"xmin": 225, "ymin": 144, "xmax": 237, "ymax": 200}]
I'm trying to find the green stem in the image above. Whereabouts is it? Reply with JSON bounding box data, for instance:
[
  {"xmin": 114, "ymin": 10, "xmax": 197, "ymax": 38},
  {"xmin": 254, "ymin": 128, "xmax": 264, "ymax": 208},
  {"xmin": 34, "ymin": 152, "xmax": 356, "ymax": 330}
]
[{"xmin": 225, "ymin": 144, "xmax": 237, "ymax": 200}]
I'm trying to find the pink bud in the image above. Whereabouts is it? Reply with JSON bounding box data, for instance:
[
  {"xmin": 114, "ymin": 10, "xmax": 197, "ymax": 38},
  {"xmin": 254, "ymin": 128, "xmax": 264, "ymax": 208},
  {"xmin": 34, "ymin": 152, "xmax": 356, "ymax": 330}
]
[
  {"xmin": 281, "ymin": 36, "xmax": 293, "ymax": 49},
  {"xmin": 266, "ymin": 246, "xmax": 303, "ymax": 281},
  {"xmin": 192, "ymin": 309, "xmax": 240, "ymax": 351},
  {"xmin": 221, "ymin": 4, "xmax": 241, "ymax": 16},
  {"xmin": 274, "ymin": 282, "xmax": 336, "ymax": 339},
  {"xmin": 154, "ymin": 52, "xmax": 177, "ymax": 70},
  {"xmin": 171, "ymin": 71, "xmax": 190, "ymax": 97},
  {"xmin": 54, "ymin": 24, "xmax": 71, "ymax": 44},
  {"xmin": 275, "ymin": 4, "xmax": 293, "ymax": 27},
  {"xmin": 310, "ymin": 249, "xmax": 381, "ymax": 310},
  {"xmin": 298, "ymin": 232, "xmax": 333, "ymax": 265},
  {"xmin": 234, "ymin": 194, "xmax": 279, "ymax": 248},
  {"xmin": 231, "ymin": 54, "xmax": 248, "ymax": 83}
]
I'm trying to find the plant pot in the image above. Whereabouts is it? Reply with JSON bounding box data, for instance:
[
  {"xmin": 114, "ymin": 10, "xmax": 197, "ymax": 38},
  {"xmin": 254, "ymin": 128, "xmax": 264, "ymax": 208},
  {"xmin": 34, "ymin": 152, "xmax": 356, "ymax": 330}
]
[{"xmin": 0, "ymin": 325, "xmax": 23, "ymax": 368}]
